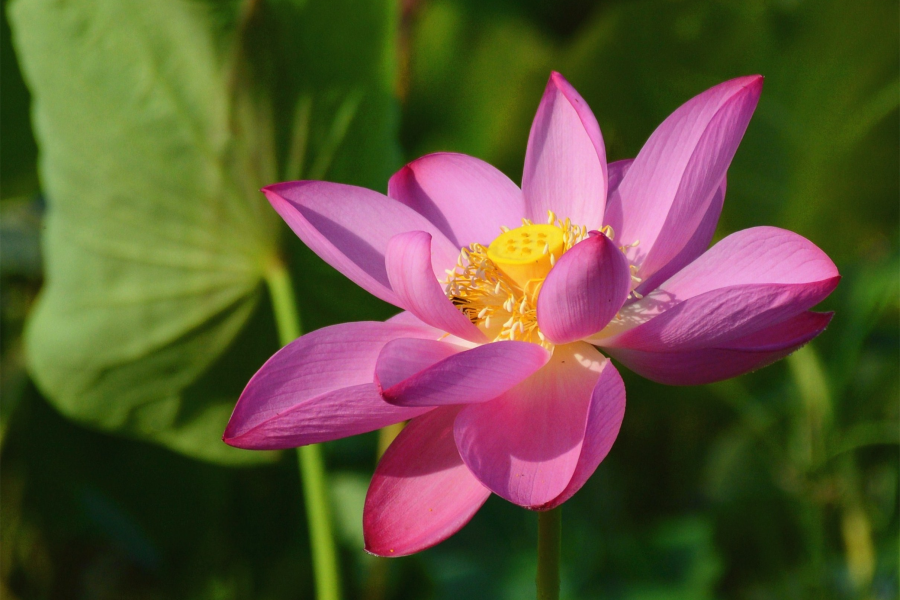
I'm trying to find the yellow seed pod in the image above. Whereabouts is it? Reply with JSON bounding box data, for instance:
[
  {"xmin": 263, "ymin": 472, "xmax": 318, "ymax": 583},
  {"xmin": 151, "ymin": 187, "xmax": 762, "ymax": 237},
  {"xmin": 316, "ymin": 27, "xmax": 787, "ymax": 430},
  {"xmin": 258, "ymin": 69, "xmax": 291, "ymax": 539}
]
[{"xmin": 487, "ymin": 224, "xmax": 564, "ymax": 288}]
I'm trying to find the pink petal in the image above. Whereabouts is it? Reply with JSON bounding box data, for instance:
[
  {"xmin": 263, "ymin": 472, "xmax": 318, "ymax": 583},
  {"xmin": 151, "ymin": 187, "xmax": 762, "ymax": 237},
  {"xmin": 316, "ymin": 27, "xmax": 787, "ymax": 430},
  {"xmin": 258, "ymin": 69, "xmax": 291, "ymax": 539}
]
[
  {"xmin": 385, "ymin": 231, "xmax": 487, "ymax": 343},
  {"xmin": 634, "ymin": 177, "xmax": 726, "ymax": 295},
  {"xmin": 537, "ymin": 233, "xmax": 632, "ymax": 344},
  {"xmin": 614, "ymin": 76, "xmax": 762, "ymax": 282},
  {"xmin": 605, "ymin": 281, "xmax": 839, "ymax": 352},
  {"xmin": 606, "ymin": 311, "xmax": 833, "ymax": 385},
  {"xmin": 378, "ymin": 339, "xmax": 550, "ymax": 407},
  {"xmin": 223, "ymin": 322, "xmax": 436, "ymax": 449},
  {"xmin": 263, "ymin": 181, "xmax": 459, "ymax": 306},
  {"xmin": 600, "ymin": 158, "xmax": 633, "ymax": 237},
  {"xmin": 522, "ymin": 72, "xmax": 608, "ymax": 230},
  {"xmin": 594, "ymin": 227, "xmax": 838, "ymax": 384},
  {"xmin": 375, "ymin": 338, "xmax": 464, "ymax": 390},
  {"xmin": 541, "ymin": 358, "xmax": 626, "ymax": 509},
  {"xmin": 453, "ymin": 342, "xmax": 606, "ymax": 508},
  {"xmin": 364, "ymin": 406, "xmax": 491, "ymax": 557},
  {"xmin": 606, "ymin": 159, "xmax": 633, "ymax": 198},
  {"xmin": 388, "ymin": 152, "xmax": 525, "ymax": 247},
  {"xmin": 641, "ymin": 226, "xmax": 839, "ymax": 306},
  {"xmin": 386, "ymin": 310, "xmax": 445, "ymax": 335},
  {"xmin": 600, "ymin": 226, "xmax": 839, "ymax": 342}
]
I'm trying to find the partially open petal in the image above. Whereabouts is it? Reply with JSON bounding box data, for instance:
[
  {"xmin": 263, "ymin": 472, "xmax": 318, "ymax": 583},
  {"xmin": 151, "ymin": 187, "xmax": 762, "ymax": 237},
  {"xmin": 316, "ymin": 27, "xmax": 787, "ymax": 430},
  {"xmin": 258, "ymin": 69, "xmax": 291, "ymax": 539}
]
[
  {"xmin": 379, "ymin": 339, "xmax": 550, "ymax": 407},
  {"xmin": 264, "ymin": 181, "xmax": 459, "ymax": 306},
  {"xmin": 453, "ymin": 342, "xmax": 606, "ymax": 508},
  {"xmin": 606, "ymin": 311, "xmax": 833, "ymax": 385},
  {"xmin": 599, "ymin": 226, "xmax": 840, "ymax": 340},
  {"xmin": 643, "ymin": 226, "xmax": 840, "ymax": 302},
  {"xmin": 541, "ymin": 358, "xmax": 625, "ymax": 509},
  {"xmin": 523, "ymin": 72, "xmax": 608, "ymax": 230},
  {"xmin": 634, "ymin": 177, "xmax": 726, "ymax": 296},
  {"xmin": 595, "ymin": 226, "xmax": 838, "ymax": 384},
  {"xmin": 613, "ymin": 76, "xmax": 762, "ymax": 282},
  {"xmin": 388, "ymin": 153, "xmax": 525, "ymax": 247},
  {"xmin": 223, "ymin": 322, "xmax": 436, "ymax": 449},
  {"xmin": 385, "ymin": 231, "xmax": 487, "ymax": 343},
  {"xmin": 364, "ymin": 406, "xmax": 490, "ymax": 557},
  {"xmin": 537, "ymin": 232, "xmax": 632, "ymax": 344},
  {"xmin": 603, "ymin": 282, "xmax": 839, "ymax": 352},
  {"xmin": 594, "ymin": 229, "xmax": 837, "ymax": 381}
]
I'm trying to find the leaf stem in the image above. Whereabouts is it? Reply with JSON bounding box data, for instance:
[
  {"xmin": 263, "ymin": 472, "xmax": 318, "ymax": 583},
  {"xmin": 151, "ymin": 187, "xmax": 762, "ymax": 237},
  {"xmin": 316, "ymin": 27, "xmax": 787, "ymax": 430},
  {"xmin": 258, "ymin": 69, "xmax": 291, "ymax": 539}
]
[
  {"xmin": 265, "ymin": 259, "xmax": 302, "ymax": 344},
  {"xmin": 297, "ymin": 443, "xmax": 342, "ymax": 600},
  {"xmin": 536, "ymin": 507, "xmax": 561, "ymax": 600},
  {"xmin": 265, "ymin": 259, "xmax": 342, "ymax": 600}
]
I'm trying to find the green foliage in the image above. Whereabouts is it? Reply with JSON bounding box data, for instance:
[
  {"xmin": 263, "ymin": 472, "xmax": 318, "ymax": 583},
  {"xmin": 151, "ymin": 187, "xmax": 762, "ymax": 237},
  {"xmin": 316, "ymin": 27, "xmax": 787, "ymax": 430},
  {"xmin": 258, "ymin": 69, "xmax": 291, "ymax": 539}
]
[
  {"xmin": 11, "ymin": 0, "xmax": 280, "ymax": 464},
  {"xmin": 9, "ymin": 0, "xmax": 401, "ymax": 463}
]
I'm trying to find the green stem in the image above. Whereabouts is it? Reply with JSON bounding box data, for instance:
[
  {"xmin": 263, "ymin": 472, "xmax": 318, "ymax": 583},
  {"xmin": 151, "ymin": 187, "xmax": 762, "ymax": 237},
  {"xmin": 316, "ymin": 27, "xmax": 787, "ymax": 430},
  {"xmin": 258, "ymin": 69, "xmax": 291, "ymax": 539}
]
[
  {"xmin": 265, "ymin": 260, "xmax": 302, "ymax": 344},
  {"xmin": 265, "ymin": 260, "xmax": 342, "ymax": 600},
  {"xmin": 298, "ymin": 444, "xmax": 342, "ymax": 600},
  {"xmin": 536, "ymin": 507, "xmax": 561, "ymax": 600},
  {"xmin": 376, "ymin": 422, "xmax": 406, "ymax": 459}
]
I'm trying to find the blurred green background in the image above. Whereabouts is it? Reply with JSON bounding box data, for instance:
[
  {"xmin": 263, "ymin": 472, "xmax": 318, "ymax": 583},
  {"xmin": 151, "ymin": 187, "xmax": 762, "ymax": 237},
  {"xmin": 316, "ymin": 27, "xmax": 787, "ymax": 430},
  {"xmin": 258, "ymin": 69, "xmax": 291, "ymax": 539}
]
[{"xmin": 1, "ymin": 0, "xmax": 897, "ymax": 598}]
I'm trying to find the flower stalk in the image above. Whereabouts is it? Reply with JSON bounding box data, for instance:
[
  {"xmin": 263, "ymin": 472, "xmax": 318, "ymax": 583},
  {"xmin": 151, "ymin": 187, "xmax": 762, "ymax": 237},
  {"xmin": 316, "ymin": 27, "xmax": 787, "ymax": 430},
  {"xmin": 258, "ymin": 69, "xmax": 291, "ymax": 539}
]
[
  {"xmin": 536, "ymin": 507, "xmax": 562, "ymax": 600},
  {"xmin": 265, "ymin": 259, "xmax": 342, "ymax": 600}
]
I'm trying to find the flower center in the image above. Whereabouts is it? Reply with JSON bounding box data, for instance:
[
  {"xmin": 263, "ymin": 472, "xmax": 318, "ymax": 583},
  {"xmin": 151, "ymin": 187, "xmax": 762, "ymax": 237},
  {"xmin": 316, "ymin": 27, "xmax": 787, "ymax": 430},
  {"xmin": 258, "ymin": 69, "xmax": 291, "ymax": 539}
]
[
  {"xmin": 444, "ymin": 212, "xmax": 589, "ymax": 349},
  {"xmin": 486, "ymin": 224, "xmax": 564, "ymax": 288}
]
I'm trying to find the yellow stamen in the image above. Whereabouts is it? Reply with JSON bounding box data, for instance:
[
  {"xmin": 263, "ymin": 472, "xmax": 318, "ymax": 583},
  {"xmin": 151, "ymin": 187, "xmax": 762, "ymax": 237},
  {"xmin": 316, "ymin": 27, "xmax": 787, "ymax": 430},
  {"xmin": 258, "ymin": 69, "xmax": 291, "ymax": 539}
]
[{"xmin": 443, "ymin": 213, "xmax": 592, "ymax": 349}]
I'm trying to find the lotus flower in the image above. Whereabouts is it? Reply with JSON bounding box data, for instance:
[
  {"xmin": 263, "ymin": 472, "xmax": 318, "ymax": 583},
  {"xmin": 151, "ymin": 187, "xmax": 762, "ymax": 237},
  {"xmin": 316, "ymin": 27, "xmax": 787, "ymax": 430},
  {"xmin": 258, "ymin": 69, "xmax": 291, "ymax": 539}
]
[{"xmin": 224, "ymin": 73, "xmax": 838, "ymax": 556}]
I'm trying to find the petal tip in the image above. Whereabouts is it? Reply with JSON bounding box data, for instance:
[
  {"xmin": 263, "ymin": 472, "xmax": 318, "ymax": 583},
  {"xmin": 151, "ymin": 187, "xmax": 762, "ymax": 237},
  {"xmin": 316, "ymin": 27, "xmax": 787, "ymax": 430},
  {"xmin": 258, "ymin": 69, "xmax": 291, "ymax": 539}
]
[
  {"xmin": 260, "ymin": 181, "xmax": 289, "ymax": 194},
  {"xmin": 386, "ymin": 164, "xmax": 414, "ymax": 199},
  {"xmin": 362, "ymin": 544, "xmax": 397, "ymax": 558},
  {"xmin": 549, "ymin": 70, "xmax": 568, "ymax": 86},
  {"xmin": 547, "ymin": 71, "xmax": 583, "ymax": 104},
  {"xmin": 221, "ymin": 432, "xmax": 249, "ymax": 449},
  {"xmin": 260, "ymin": 183, "xmax": 293, "ymax": 208},
  {"xmin": 734, "ymin": 74, "xmax": 764, "ymax": 96}
]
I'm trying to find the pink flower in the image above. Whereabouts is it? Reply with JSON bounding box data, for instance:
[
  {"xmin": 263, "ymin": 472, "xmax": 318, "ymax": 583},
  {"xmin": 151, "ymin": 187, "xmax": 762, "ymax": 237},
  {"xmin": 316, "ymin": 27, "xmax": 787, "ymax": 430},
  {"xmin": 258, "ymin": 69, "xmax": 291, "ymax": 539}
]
[{"xmin": 224, "ymin": 73, "xmax": 838, "ymax": 556}]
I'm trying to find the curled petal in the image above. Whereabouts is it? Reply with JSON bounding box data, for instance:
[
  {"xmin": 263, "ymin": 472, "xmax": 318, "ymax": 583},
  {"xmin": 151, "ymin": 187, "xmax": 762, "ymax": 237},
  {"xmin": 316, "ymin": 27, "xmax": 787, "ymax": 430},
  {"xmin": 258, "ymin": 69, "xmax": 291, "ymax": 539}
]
[
  {"xmin": 537, "ymin": 232, "xmax": 632, "ymax": 344},
  {"xmin": 385, "ymin": 231, "xmax": 487, "ymax": 343},
  {"xmin": 378, "ymin": 339, "xmax": 550, "ymax": 407},
  {"xmin": 364, "ymin": 406, "xmax": 491, "ymax": 557},
  {"xmin": 453, "ymin": 342, "xmax": 611, "ymax": 508},
  {"xmin": 606, "ymin": 311, "xmax": 834, "ymax": 385},
  {"xmin": 388, "ymin": 152, "xmax": 525, "ymax": 247},
  {"xmin": 264, "ymin": 181, "xmax": 458, "ymax": 306},
  {"xmin": 223, "ymin": 321, "xmax": 436, "ymax": 449},
  {"xmin": 541, "ymin": 358, "xmax": 625, "ymax": 509},
  {"xmin": 523, "ymin": 72, "xmax": 608, "ymax": 229},
  {"xmin": 614, "ymin": 76, "xmax": 762, "ymax": 281}
]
